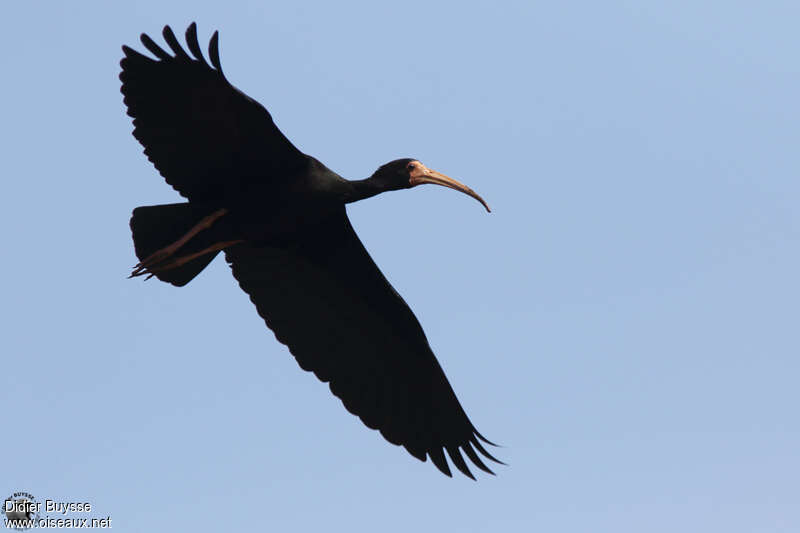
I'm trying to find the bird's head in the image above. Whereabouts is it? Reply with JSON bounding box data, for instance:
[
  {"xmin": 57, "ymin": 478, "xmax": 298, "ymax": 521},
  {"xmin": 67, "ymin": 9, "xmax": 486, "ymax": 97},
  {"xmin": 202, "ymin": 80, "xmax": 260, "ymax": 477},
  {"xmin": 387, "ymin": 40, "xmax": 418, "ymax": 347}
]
[{"xmin": 371, "ymin": 158, "xmax": 490, "ymax": 212}]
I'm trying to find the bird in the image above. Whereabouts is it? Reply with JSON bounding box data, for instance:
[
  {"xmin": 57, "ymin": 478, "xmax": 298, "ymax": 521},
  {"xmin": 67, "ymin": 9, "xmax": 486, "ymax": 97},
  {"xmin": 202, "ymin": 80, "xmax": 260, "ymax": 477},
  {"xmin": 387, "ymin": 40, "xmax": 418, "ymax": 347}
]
[{"xmin": 121, "ymin": 23, "xmax": 501, "ymax": 479}]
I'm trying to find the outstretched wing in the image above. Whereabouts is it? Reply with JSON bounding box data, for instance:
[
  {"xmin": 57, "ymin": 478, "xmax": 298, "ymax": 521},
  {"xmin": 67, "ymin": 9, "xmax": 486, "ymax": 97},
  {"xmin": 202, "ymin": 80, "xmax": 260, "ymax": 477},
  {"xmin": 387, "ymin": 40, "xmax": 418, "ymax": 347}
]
[
  {"xmin": 224, "ymin": 209, "xmax": 501, "ymax": 479},
  {"xmin": 120, "ymin": 23, "xmax": 308, "ymax": 202}
]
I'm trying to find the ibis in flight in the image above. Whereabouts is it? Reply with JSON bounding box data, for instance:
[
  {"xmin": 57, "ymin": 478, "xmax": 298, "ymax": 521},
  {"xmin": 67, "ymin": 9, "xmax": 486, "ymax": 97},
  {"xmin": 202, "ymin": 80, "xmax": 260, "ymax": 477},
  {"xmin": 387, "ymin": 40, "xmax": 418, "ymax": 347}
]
[{"xmin": 122, "ymin": 23, "xmax": 501, "ymax": 478}]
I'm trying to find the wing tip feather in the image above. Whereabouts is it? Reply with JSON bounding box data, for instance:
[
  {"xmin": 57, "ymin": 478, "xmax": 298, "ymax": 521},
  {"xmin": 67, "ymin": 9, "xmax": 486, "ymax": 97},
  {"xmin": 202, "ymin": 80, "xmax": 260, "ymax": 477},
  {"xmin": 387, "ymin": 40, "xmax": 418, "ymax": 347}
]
[
  {"xmin": 446, "ymin": 446, "xmax": 476, "ymax": 480},
  {"xmin": 185, "ymin": 22, "xmax": 209, "ymax": 66},
  {"xmin": 209, "ymin": 31, "xmax": 224, "ymax": 74},
  {"xmin": 428, "ymin": 447, "xmax": 452, "ymax": 478},
  {"xmin": 162, "ymin": 25, "xmax": 190, "ymax": 60},
  {"xmin": 462, "ymin": 441, "xmax": 496, "ymax": 476},
  {"xmin": 471, "ymin": 434, "xmax": 506, "ymax": 465},
  {"xmin": 140, "ymin": 32, "xmax": 171, "ymax": 61},
  {"xmin": 474, "ymin": 429, "xmax": 501, "ymax": 447}
]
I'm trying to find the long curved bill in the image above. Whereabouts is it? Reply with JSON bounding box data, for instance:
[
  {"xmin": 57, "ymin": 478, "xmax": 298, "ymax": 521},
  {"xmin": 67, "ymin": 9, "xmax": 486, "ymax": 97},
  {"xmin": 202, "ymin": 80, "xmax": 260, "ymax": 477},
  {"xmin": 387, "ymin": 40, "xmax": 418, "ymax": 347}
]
[{"xmin": 409, "ymin": 163, "xmax": 491, "ymax": 213}]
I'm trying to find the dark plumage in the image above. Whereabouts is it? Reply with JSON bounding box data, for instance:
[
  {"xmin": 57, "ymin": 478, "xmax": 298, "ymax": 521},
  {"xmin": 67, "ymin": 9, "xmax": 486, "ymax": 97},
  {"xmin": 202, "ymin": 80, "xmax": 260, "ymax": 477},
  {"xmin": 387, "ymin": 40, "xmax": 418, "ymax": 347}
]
[{"xmin": 122, "ymin": 23, "xmax": 500, "ymax": 478}]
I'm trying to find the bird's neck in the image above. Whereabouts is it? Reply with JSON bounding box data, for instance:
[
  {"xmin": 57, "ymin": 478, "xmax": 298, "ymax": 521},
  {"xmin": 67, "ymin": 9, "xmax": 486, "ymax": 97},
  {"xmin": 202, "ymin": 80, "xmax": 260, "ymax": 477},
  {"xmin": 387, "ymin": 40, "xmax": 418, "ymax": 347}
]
[{"xmin": 341, "ymin": 177, "xmax": 383, "ymax": 205}]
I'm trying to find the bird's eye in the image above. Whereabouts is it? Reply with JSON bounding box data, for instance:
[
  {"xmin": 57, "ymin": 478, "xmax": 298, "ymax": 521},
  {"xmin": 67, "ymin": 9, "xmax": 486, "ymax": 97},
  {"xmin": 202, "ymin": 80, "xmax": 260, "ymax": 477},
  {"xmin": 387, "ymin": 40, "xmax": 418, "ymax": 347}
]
[{"xmin": 406, "ymin": 162, "xmax": 416, "ymax": 171}]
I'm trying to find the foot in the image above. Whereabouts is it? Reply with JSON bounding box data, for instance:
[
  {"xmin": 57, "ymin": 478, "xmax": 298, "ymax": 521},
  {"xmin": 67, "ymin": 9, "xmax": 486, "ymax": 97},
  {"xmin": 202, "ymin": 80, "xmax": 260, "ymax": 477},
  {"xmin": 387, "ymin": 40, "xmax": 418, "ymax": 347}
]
[
  {"xmin": 130, "ymin": 208, "xmax": 228, "ymax": 277},
  {"xmin": 130, "ymin": 239, "xmax": 244, "ymax": 279}
]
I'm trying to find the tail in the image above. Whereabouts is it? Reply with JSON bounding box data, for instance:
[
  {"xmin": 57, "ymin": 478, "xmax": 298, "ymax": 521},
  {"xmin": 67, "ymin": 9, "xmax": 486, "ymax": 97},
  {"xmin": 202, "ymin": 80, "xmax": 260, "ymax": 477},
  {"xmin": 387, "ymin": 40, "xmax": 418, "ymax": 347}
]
[{"xmin": 130, "ymin": 203, "xmax": 222, "ymax": 287}]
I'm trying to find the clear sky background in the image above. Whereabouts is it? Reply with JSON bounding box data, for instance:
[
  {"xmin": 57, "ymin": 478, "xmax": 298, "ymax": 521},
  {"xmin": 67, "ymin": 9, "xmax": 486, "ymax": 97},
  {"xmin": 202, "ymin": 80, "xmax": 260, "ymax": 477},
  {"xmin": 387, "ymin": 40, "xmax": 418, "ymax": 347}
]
[{"xmin": 2, "ymin": 1, "xmax": 798, "ymax": 531}]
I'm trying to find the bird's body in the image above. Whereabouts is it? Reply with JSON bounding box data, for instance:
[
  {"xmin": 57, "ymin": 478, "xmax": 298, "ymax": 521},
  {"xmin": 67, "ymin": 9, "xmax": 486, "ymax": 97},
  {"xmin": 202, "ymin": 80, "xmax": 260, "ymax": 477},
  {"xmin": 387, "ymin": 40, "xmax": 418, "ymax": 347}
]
[
  {"xmin": 220, "ymin": 157, "xmax": 341, "ymax": 241},
  {"xmin": 122, "ymin": 23, "xmax": 500, "ymax": 479}
]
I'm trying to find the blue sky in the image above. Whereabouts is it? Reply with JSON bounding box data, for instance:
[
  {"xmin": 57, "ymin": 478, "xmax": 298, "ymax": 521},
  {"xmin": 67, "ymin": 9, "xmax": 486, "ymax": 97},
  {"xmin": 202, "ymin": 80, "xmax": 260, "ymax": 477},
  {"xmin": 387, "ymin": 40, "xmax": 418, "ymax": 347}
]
[{"xmin": 2, "ymin": 1, "xmax": 798, "ymax": 531}]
